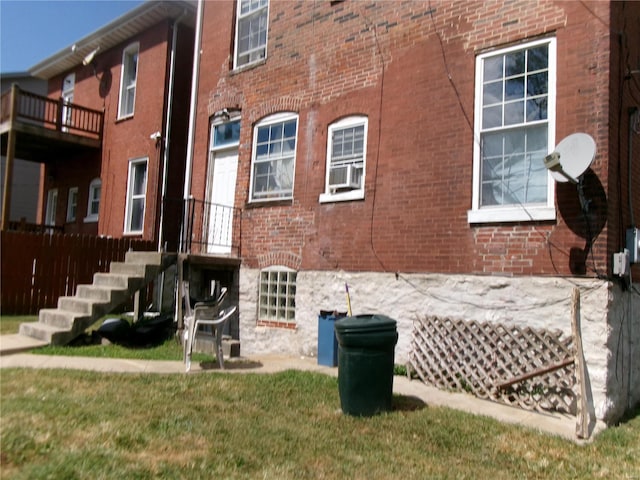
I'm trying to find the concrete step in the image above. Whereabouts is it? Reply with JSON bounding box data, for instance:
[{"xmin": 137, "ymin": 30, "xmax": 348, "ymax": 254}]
[
  {"xmin": 57, "ymin": 296, "xmax": 103, "ymax": 316},
  {"xmin": 125, "ymin": 251, "xmax": 165, "ymax": 265},
  {"xmin": 23, "ymin": 251, "xmax": 178, "ymax": 346},
  {"xmin": 38, "ymin": 308, "xmax": 80, "ymax": 329},
  {"xmin": 19, "ymin": 321, "xmax": 76, "ymax": 345},
  {"xmin": 110, "ymin": 261, "xmax": 150, "ymax": 278},
  {"xmin": 93, "ymin": 272, "xmax": 144, "ymax": 291},
  {"xmin": 76, "ymin": 284, "xmax": 127, "ymax": 304}
]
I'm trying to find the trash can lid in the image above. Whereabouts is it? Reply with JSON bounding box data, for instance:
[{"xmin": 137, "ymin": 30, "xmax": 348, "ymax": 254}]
[{"xmin": 334, "ymin": 314, "xmax": 397, "ymax": 334}]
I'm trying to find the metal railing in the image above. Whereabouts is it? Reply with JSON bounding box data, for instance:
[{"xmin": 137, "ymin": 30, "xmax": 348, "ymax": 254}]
[
  {"xmin": 1, "ymin": 84, "xmax": 103, "ymax": 141},
  {"xmin": 162, "ymin": 197, "xmax": 241, "ymax": 255}
]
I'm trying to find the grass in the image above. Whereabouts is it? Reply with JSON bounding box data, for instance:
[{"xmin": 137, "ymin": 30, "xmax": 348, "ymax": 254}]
[
  {"xmin": 2, "ymin": 315, "xmax": 640, "ymax": 478},
  {"xmin": 1, "ymin": 369, "xmax": 639, "ymax": 479},
  {"xmin": 0, "ymin": 315, "xmax": 34, "ymax": 335}
]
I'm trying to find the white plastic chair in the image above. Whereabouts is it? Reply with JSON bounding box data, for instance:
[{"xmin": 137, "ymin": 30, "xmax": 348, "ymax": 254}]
[{"xmin": 182, "ymin": 282, "xmax": 235, "ymax": 371}]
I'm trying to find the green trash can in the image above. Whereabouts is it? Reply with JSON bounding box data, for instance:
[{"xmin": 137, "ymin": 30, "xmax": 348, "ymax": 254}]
[{"xmin": 334, "ymin": 314, "xmax": 398, "ymax": 416}]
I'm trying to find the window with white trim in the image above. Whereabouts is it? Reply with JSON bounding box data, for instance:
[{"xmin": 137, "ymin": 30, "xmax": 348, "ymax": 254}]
[
  {"xmin": 124, "ymin": 158, "xmax": 148, "ymax": 234},
  {"xmin": 234, "ymin": 0, "xmax": 268, "ymax": 69},
  {"xmin": 250, "ymin": 112, "xmax": 297, "ymax": 202},
  {"xmin": 258, "ymin": 266, "xmax": 296, "ymax": 324},
  {"xmin": 468, "ymin": 38, "xmax": 556, "ymax": 224},
  {"xmin": 118, "ymin": 43, "xmax": 138, "ymax": 119},
  {"xmin": 85, "ymin": 178, "xmax": 101, "ymax": 223},
  {"xmin": 320, "ymin": 116, "xmax": 367, "ymax": 203},
  {"xmin": 66, "ymin": 187, "xmax": 78, "ymax": 222}
]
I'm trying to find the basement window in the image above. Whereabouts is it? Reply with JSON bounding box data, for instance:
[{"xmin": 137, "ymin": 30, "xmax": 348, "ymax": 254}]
[{"xmin": 258, "ymin": 266, "xmax": 296, "ymax": 326}]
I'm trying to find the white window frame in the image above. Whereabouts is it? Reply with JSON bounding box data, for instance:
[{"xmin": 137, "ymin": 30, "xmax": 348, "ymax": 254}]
[
  {"xmin": 468, "ymin": 37, "xmax": 557, "ymax": 224},
  {"xmin": 84, "ymin": 178, "xmax": 101, "ymax": 223},
  {"xmin": 66, "ymin": 187, "xmax": 78, "ymax": 222},
  {"xmin": 249, "ymin": 112, "xmax": 298, "ymax": 202},
  {"xmin": 124, "ymin": 157, "xmax": 148, "ymax": 234},
  {"xmin": 45, "ymin": 188, "xmax": 58, "ymax": 226},
  {"xmin": 258, "ymin": 266, "xmax": 297, "ymax": 324},
  {"xmin": 234, "ymin": 0, "xmax": 269, "ymax": 69},
  {"xmin": 117, "ymin": 42, "xmax": 139, "ymax": 119},
  {"xmin": 319, "ymin": 116, "xmax": 368, "ymax": 203}
]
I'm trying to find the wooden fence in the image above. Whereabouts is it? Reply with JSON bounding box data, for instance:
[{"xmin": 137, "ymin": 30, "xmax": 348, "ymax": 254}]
[{"xmin": 1, "ymin": 231, "xmax": 155, "ymax": 315}]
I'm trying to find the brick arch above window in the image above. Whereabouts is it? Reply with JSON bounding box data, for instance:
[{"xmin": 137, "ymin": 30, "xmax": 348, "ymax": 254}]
[
  {"xmin": 207, "ymin": 91, "xmax": 245, "ymax": 117},
  {"xmin": 257, "ymin": 251, "xmax": 302, "ymax": 270},
  {"xmin": 248, "ymin": 96, "xmax": 303, "ymax": 123}
]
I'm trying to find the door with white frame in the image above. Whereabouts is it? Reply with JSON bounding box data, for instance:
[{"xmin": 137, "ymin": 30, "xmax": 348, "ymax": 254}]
[
  {"xmin": 205, "ymin": 119, "xmax": 240, "ymax": 254},
  {"xmin": 61, "ymin": 73, "xmax": 75, "ymax": 132}
]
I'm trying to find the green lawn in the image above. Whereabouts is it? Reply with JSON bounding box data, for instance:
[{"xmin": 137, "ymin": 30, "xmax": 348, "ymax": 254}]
[
  {"xmin": 1, "ymin": 369, "xmax": 638, "ymax": 479},
  {"xmin": 1, "ymin": 316, "xmax": 639, "ymax": 478}
]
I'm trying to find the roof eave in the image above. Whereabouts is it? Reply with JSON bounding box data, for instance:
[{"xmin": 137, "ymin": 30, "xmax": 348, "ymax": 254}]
[{"xmin": 29, "ymin": 0, "xmax": 196, "ymax": 80}]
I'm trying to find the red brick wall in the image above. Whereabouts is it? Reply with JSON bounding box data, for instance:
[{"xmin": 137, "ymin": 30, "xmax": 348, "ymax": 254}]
[
  {"xmin": 192, "ymin": 0, "xmax": 636, "ymax": 277},
  {"xmin": 47, "ymin": 20, "xmax": 177, "ymax": 243}
]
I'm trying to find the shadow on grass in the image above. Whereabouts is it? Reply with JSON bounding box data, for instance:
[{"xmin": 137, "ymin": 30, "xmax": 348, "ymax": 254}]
[
  {"xmin": 198, "ymin": 359, "xmax": 264, "ymax": 370},
  {"xmin": 393, "ymin": 394, "xmax": 427, "ymax": 412}
]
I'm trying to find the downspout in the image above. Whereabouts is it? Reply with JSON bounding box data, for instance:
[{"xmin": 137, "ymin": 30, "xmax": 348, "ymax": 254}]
[
  {"xmin": 156, "ymin": 10, "xmax": 188, "ymax": 314},
  {"xmin": 180, "ymin": 0, "xmax": 204, "ymax": 254},
  {"xmin": 157, "ymin": 9, "xmax": 188, "ymax": 252}
]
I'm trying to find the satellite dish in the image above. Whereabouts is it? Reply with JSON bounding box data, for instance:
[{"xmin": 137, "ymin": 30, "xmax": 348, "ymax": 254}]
[{"xmin": 544, "ymin": 133, "xmax": 596, "ymax": 183}]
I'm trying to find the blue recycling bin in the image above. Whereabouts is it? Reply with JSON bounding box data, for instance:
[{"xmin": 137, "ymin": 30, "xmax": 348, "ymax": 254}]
[{"xmin": 317, "ymin": 311, "xmax": 345, "ymax": 366}]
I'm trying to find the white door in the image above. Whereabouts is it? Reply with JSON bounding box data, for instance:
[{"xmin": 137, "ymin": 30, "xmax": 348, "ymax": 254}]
[
  {"xmin": 206, "ymin": 149, "xmax": 238, "ymax": 254},
  {"xmin": 61, "ymin": 73, "xmax": 75, "ymax": 131}
]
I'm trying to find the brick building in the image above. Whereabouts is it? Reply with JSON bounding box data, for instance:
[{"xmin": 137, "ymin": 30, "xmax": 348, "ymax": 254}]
[
  {"xmin": 5, "ymin": 1, "xmax": 195, "ymax": 248},
  {"xmin": 183, "ymin": 0, "xmax": 639, "ymax": 425}
]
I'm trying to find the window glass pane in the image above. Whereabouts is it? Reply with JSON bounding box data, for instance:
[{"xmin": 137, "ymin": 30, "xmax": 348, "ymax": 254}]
[
  {"xmin": 90, "ymin": 185, "xmax": 100, "ymax": 215},
  {"xmin": 483, "ymin": 56, "xmax": 503, "ymax": 82},
  {"xmin": 527, "ymin": 45, "xmax": 548, "ymax": 72},
  {"xmin": 482, "ymin": 105, "xmax": 502, "ymax": 129},
  {"xmin": 270, "ymin": 123, "xmax": 283, "ymax": 140},
  {"xmin": 527, "ymin": 72, "xmax": 547, "ymax": 97},
  {"xmin": 505, "ymin": 77, "xmax": 524, "ymax": 101},
  {"xmin": 481, "ymin": 180, "xmax": 501, "ymax": 206},
  {"xmin": 526, "ymin": 98, "xmax": 547, "ymax": 121},
  {"xmin": 133, "ymin": 164, "xmax": 146, "ymax": 195},
  {"xmin": 482, "ymin": 156, "xmax": 501, "ymax": 182},
  {"xmin": 257, "ymin": 126, "xmax": 270, "ymax": 144},
  {"xmin": 504, "ymin": 101, "xmax": 524, "ymax": 125},
  {"xmin": 505, "ymin": 51, "xmax": 525, "ymax": 76},
  {"xmin": 130, "ymin": 198, "xmax": 144, "ymax": 231},
  {"xmin": 213, "ymin": 121, "xmax": 241, "ymax": 147},
  {"xmin": 483, "ymin": 81, "xmax": 502, "ymax": 105}
]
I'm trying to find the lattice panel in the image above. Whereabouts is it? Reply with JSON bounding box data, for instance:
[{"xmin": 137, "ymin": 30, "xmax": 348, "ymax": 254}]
[{"xmin": 409, "ymin": 315, "xmax": 577, "ymax": 414}]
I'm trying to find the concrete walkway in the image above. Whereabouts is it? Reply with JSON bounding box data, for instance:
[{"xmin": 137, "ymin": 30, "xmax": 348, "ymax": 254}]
[{"xmin": 0, "ymin": 333, "xmax": 597, "ymax": 442}]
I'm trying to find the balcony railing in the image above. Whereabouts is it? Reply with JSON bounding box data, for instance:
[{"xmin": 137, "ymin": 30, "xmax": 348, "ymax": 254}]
[
  {"xmin": 162, "ymin": 197, "xmax": 241, "ymax": 256},
  {"xmin": 1, "ymin": 84, "xmax": 103, "ymax": 141}
]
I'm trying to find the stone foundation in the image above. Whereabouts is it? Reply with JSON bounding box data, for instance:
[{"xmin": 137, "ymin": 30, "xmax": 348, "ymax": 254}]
[{"xmin": 239, "ymin": 268, "xmax": 639, "ymax": 424}]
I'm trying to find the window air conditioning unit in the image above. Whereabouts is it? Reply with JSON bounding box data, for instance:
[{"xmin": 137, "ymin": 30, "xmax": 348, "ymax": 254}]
[{"xmin": 329, "ymin": 164, "xmax": 360, "ymax": 190}]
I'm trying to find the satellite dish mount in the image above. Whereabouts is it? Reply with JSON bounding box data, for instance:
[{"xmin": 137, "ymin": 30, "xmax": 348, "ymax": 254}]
[{"xmin": 544, "ymin": 133, "xmax": 596, "ymax": 213}]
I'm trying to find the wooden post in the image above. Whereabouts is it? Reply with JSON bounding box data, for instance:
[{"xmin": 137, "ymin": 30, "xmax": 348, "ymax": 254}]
[
  {"xmin": 1, "ymin": 84, "xmax": 19, "ymax": 231},
  {"xmin": 572, "ymin": 287, "xmax": 590, "ymax": 439}
]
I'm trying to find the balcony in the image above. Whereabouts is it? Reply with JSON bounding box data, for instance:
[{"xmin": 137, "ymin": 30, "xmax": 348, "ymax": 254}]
[{"xmin": 0, "ymin": 84, "xmax": 103, "ymax": 161}]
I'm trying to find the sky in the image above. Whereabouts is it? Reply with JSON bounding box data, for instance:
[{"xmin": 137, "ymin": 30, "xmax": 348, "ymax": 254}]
[{"xmin": 0, "ymin": 0, "xmax": 143, "ymax": 73}]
